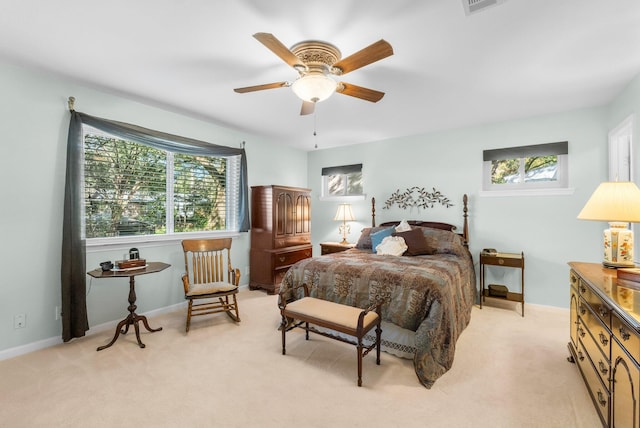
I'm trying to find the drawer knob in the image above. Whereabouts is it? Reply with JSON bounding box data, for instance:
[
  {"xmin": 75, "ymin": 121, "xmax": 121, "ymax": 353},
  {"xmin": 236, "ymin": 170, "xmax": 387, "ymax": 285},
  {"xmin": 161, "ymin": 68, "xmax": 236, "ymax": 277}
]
[
  {"xmin": 598, "ymin": 306, "xmax": 608, "ymax": 318},
  {"xmin": 598, "ymin": 360, "xmax": 608, "ymax": 376},
  {"xmin": 577, "ymin": 350, "xmax": 585, "ymax": 361},
  {"xmin": 619, "ymin": 326, "xmax": 631, "ymax": 341},
  {"xmin": 498, "ymin": 259, "xmax": 504, "ymax": 265},
  {"xmin": 597, "ymin": 390, "xmax": 607, "ymax": 407},
  {"xmin": 580, "ymin": 285, "xmax": 587, "ymax": 294},
  {"xmin": 578, "ymin": 327, "xmax": 585, "ymax": 338},
  {"xmin": 579, "ymin": 304, "xmax": 586, "ymax": 315},
  {"xmin": 599, "ymin": 332, "xmax": 609, "ymax": 346},
  {"xmin": 279, "ymin": 256, "xmax": 286, "ymax": 262}
]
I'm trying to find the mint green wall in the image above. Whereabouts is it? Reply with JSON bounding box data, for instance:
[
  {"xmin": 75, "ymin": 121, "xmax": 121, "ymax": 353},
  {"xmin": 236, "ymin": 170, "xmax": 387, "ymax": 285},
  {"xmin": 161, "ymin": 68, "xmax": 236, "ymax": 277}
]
[
  {"xmin": 308, "ymin": 107, "xmax": 609, "ymax": 308},
  {"xmin": 0, "ymin": 60, "xmax": 307, "ymax": 354}
]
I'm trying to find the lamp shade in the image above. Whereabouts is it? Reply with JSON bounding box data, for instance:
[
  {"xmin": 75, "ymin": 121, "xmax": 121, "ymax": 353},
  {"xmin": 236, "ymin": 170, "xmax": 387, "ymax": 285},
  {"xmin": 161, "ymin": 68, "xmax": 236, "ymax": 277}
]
[
  {"xmin": 577, "ymin": 181, "xmax": 640, "ymax": 222},
  {"xmin": 291, "ymin": 72, "xmax": 337, "ymax": 103},
  {"xmin": 578, "ymin": 181, "xmax": 640, "ymax": 268},
  {"xmin": 334, "ymin": 204, "xmax": 356, "ymax": 222}
]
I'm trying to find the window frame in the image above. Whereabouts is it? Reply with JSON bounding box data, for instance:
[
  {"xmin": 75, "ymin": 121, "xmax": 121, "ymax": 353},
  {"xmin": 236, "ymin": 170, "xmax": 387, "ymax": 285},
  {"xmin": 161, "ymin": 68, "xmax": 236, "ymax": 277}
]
[
  {"xmin": 319, "ymin": 163, "xmax": 366, "ymax": 201},
  {"xmin": 78, "ymin": 123, "xmax": 247, "ymax": 250},
  {"xmin": 480, "ymin": 142, "xmax": 574, "ymax": 197}
]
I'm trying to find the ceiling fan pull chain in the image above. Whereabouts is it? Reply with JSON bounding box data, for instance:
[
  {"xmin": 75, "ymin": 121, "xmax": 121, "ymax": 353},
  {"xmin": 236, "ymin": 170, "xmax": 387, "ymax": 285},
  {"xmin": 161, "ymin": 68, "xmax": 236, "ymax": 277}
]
[{"xmin": 313, "ymin": 111, "xmax": 318, "ymax": 149}]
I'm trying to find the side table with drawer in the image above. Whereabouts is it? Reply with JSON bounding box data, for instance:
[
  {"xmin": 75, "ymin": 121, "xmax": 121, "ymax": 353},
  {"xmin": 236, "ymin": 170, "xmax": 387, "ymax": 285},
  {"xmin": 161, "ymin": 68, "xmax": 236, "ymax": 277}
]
[
  {"xmin": 320, "ymin": 241, "xmax": 356, "ymax": 255},
  {"xmin": 479, "ymin": 251, "xmax": 525, "ymax": 316}
]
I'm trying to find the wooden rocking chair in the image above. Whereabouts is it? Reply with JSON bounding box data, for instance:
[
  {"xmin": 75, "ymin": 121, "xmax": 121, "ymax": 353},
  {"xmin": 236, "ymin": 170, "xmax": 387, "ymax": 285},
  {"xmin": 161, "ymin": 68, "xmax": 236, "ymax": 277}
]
[{"xmin": 181, "ymin": 238, "xmax": 241, "ymax": 332}]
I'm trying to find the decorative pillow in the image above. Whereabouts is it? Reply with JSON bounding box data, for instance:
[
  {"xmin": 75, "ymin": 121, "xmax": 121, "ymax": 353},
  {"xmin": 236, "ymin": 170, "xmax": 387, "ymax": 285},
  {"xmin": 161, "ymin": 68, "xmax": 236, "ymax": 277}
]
[
  {"xmin": 393, "ymin": 228, "xmax": 434, "ymax": 256},
  {"xmin": 395, "ymin": 219, "xmax": 412, "ymax": 233},
  {"xmin": 417, "ymin": 226, "xmax": 468, "ymax": 256},
  {"xmin": 375, "ymin": 236, "xmax": 408, "ymax": 256},
  {"xmin": 370, "ymin": 227, "xmax": 395, "ymax": 253},
  {"xmin": 355, "ymin": 226, "xmax": 389, "ymax": 250}
]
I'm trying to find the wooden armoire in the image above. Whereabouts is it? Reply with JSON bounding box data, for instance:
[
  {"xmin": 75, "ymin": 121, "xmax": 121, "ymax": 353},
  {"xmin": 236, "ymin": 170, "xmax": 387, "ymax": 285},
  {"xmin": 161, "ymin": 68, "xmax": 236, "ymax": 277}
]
[{"xmin": 249, "ymin": 185, "xmax": 312, "ymax": 294}]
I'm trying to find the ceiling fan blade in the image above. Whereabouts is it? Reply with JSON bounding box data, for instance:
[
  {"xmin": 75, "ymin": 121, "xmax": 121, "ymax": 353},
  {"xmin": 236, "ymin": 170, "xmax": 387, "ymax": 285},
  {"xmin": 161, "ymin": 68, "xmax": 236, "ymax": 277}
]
[
  {"xmin": 233, "ymin": 82, "xmax": 289, "ymax": 93},
  {"xmin": 332, "ymin": 40, "xmax": 393, "ymax": 75},
  {"xmin": 253, "ymin": 32, "xmax": 305, "ymax": 69},
  {"xmin": 300, "ymin": 101, "xmax": 315, "ymax": 116},
  {"xmin": 336, "ymin": 83, "xmax": 385, "ymax": 102}
]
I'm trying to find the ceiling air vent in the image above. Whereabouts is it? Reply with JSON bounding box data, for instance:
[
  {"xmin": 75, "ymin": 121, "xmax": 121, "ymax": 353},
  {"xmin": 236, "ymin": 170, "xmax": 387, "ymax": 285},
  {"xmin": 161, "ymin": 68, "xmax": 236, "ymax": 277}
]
[{"xmin": 462, "ymin": 0, "xmax": 507, "ymax": 16}]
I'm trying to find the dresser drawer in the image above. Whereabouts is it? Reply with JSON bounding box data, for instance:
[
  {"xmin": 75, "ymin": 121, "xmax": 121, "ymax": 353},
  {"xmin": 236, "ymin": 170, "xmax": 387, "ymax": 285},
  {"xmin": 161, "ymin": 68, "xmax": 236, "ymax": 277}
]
[
  {"xmin": 272, "ymin": 246, "xmax": 312, "ymax": 269},
  {"xmin": 580, "ymin": 284, "xmax": 611, "ymax": 328},
  {"xmin": 579, "ymin": 318, "xmax": 610, "ymax": 388},
  {"xmin": 612, "ymin": 312, "xmax": 640, "ymax": 365},
  {"xmin": 274, "ymin": 235, "xmax": 311, "ymax": 249},
  {"xmin": 576, "ymin": 338, "xmax": 610, "ymax": 426},
  {"xmin": 581, "ymin": 298, "xmax": 612, "ymax": 359},
  {"xmin": 570, "ymin": 270, "xmax": 580, "ymax": 292}
]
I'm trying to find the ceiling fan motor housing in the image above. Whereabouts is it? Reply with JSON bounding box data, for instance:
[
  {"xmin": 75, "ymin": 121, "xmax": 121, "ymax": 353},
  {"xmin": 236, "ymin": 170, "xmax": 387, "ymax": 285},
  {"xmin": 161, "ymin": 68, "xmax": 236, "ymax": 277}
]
[{"xmin": 290, "ymin": 40, "xmax": 342, "ymax": 71}]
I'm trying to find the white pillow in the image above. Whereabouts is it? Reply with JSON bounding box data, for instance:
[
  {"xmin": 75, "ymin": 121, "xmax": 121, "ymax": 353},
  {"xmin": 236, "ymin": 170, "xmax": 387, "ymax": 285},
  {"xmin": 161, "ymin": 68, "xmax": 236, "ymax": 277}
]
[
  {"xmin": 375, "ymin": 236, "xmax": 408, "ymax": 256},
  {"xmin": 395, "ymin": 219, "xmax": 412, "ymax": 232}
]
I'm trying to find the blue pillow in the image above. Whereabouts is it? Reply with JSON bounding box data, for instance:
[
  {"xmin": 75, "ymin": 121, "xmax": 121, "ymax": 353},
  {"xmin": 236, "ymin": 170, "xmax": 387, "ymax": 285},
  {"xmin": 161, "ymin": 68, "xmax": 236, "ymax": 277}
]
[{"xmin": 370, "ymin": 227, "xmax": 394, "ymax": 253}]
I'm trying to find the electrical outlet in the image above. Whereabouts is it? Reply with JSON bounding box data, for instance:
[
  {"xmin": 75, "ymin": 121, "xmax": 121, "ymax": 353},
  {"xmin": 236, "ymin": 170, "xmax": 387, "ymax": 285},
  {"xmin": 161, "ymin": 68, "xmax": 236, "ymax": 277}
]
[
  {"xmin": 55, "ymin": 306, "xmax": 61, "ymax": 321},
  {"xmin": 14, "ymin": 314, "xmax": 26, "ymax": 329}
]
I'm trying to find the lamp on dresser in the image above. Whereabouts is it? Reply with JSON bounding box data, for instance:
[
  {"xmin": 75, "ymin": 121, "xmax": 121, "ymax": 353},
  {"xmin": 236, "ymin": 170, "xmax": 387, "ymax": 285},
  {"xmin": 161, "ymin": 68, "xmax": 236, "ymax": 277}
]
[
  {"xmin": 577, "ymin": 181, "xmax": 640, "ymax": 267},
  {"xmin": 334, "ymin": 203, "xmax": 356, "ymax": 245}
]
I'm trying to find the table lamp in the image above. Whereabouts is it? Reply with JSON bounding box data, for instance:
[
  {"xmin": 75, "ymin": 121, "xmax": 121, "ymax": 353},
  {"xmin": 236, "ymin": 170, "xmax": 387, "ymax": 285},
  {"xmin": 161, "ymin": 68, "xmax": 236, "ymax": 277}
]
[
  {"xmin": 334, "ymin": 204, "xmax": 356, "ymax": 244},
  {"xmin": 577, "ymin": 181, "xmax": 640, "ymax": 267}
]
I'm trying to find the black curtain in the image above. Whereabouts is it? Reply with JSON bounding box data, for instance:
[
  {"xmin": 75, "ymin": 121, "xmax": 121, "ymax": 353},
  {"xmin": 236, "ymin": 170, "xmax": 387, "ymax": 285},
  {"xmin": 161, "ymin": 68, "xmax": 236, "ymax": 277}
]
[
  {"xmin": 61, "ymin": 112, "xmax": 88, "ymax": 342},
  {"xmin": 61, "ymin": 110, "xmax": 250, "ymax": 342}
]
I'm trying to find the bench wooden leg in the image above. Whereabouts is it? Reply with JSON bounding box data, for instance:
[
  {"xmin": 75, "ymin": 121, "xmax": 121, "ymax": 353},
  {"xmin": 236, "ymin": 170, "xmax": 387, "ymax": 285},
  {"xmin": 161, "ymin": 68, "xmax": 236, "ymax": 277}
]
[
  {"xmin": 357, "ymin": 342, "xmax": 363, "ymax": 387},
  {"xmin": 376, "ymin": 322, "xmax": 382, "ymax": 365},
  {"xmin": 280, "ymin": 316, "xmax": 287, "ymax": 355}
]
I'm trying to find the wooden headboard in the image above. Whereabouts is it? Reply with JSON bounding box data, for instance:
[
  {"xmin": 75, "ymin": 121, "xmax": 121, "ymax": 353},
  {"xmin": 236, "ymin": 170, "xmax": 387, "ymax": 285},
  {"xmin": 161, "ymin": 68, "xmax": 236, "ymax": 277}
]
[{"xmin": 371, "ymin": 194, "xmax": 469, "ymax": 247}]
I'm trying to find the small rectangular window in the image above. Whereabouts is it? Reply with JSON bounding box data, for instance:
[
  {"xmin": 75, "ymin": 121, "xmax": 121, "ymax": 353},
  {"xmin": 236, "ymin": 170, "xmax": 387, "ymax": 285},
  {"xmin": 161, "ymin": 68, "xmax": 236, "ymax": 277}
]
[
  {"xmin": 321, "ymin": 163, "xmax": 363, "ymax": 199},
  {"xmin": 483, "ymin": 142, "xmax": 568, "ymax": 192}
]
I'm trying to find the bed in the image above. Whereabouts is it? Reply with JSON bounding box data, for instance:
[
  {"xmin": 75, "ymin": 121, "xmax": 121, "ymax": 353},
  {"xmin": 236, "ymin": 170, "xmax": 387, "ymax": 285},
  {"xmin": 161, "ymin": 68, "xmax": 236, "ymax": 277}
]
[{"xmin": 278, "ymin": 195, "xmax": 476, "ymax": 388}]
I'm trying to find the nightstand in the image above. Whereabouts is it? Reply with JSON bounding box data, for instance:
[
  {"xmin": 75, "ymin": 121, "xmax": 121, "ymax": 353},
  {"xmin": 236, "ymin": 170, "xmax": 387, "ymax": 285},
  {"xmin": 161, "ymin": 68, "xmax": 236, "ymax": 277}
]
[
  {"xmin": 479, "ymin": 251, "xmax": 525, "ymax": 316},
  {"xmin": 320, "ymin": 241, "xmax": 356, "ymax": 255}
]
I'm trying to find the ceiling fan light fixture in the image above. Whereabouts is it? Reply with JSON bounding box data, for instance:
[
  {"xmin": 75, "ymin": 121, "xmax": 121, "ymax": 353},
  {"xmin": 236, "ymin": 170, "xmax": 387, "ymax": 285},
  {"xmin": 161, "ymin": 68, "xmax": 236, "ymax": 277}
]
[{"xmin": 291, "ymin": 73, "xmax": 336, "ymax": 103}]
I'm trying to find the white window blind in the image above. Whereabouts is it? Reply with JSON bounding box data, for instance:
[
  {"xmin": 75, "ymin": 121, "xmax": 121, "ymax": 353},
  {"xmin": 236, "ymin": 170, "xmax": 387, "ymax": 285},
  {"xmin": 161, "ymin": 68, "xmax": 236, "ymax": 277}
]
[{"xmin": 83, "ymin": 129, "xmax": 238, "ymax": 239}]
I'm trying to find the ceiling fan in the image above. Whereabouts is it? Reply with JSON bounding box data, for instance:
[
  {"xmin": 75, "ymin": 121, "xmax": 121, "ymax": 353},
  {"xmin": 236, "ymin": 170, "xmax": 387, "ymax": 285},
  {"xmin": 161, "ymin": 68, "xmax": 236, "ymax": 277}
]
[{"xmin": 234, "ymin": 33, "xmax": 393, "ymax": 115}]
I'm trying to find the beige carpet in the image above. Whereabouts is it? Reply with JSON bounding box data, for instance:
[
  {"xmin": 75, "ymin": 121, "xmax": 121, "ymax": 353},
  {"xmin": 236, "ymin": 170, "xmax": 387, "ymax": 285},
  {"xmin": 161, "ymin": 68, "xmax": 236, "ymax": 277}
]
[{"xmin": 0, "ymin": 289, "xmax": 599, "ymax": 428}]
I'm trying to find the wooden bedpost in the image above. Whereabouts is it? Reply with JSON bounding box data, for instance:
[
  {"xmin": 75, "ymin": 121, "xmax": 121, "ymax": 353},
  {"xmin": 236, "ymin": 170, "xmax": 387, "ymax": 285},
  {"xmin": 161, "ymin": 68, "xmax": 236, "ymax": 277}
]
[
  {"xmin": 462, "ymin": 194, "xmax": 469, "ymax": 248},
  {"xmin": 371, "ymin": 197, "xmax": 376, "ymax": 227}
]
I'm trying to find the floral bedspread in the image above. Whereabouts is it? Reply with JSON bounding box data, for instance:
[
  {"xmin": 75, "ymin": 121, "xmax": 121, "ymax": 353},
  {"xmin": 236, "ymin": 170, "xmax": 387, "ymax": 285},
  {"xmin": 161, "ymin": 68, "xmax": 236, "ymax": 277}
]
[{"xmin": 279, "ymin": 239, "xmax": 476, "ymax": 388}]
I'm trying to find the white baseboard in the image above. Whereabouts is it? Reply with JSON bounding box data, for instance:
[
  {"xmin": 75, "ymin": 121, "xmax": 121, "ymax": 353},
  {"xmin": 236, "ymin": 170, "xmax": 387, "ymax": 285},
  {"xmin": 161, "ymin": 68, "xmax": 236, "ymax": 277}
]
[{"xmin": 0, "ymin": 301, "xmax": 187, "ymax": 362}]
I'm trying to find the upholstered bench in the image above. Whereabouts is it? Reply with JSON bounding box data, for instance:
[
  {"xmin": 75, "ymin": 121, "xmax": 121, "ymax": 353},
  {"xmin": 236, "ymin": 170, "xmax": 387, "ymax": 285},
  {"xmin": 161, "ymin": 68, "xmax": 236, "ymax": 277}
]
[{"xmin": 278, "ymin": 284, "xmax": 382, "ymax": 387}]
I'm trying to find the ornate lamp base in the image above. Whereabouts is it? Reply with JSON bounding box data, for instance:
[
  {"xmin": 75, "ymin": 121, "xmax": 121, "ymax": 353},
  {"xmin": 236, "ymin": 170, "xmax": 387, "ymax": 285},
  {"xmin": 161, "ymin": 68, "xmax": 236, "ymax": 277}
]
[{"xmin": 603, "ymin": 222, "xmax": 634, "ymax": 268}]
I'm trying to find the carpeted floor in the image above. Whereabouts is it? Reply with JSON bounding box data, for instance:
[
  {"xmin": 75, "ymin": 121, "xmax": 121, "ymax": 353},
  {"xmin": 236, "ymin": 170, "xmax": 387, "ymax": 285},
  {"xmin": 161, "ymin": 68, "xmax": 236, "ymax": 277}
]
[{"xmin": 0, "ymin": 288, "xmax": 600, "ymax": 427}]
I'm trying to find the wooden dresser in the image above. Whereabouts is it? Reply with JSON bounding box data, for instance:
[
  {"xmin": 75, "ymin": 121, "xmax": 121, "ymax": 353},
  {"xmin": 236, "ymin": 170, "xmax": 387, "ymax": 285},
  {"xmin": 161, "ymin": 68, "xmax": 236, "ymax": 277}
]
[
  {"xmin": 249, "ymin": 185, "xmax": 312, "ymax": 294},
  {"xmin": 568, "ymin": 262, "xmax": 640, "ymax": 427}
]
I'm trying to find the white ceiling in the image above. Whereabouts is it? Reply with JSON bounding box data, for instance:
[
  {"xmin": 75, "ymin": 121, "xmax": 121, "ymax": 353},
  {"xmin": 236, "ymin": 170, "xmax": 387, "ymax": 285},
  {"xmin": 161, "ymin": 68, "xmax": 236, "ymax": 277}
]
[{"xmin": 1, "ymin": 1, "xmax": 639, "ymax": 151}]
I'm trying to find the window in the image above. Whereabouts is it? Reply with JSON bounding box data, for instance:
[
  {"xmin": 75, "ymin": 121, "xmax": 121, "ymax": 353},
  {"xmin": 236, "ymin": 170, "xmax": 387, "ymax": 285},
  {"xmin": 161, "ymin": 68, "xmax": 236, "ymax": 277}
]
[
  {"xmin": 320, "ymin": 163, "xmax": 364, "ymax": 200},
  {"xmin": 482, "ymin": 142, "xmax": 569, "ymax": 194},
  {"xmin": 83, "ymin": 128, "xmax": 242, "ymax": 241}
]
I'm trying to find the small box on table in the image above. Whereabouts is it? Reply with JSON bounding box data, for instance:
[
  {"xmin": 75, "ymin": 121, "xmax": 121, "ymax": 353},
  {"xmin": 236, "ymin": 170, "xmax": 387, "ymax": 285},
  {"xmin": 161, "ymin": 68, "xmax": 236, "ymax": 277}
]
[{"xmin": 116, "ymin": 259, "xmax": 146, "ymax": 269}]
